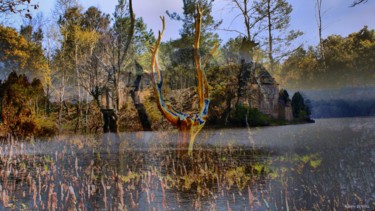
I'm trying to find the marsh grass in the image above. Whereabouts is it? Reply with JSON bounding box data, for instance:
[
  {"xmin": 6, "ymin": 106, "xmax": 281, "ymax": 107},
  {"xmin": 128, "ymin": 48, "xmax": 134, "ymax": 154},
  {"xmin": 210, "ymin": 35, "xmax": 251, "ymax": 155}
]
[
  {"xmin": 0, "ymin": 133, "xmax": 276, "ymax": 210},
  {"xmin": 0, "ymin": 122, "xmax": 374, "ymax": 210}
]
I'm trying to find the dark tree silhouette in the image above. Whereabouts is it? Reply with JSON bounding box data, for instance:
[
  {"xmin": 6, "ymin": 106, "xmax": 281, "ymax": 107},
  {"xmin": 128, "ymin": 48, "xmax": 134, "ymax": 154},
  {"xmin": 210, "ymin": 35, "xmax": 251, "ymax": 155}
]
[
  {"xmin": 279, "ymin": 89, "xmax": 290, "ymax": 105},
  {"xmin": 291, "ymin": 92, "xmax": 311, "ymax": 120}
]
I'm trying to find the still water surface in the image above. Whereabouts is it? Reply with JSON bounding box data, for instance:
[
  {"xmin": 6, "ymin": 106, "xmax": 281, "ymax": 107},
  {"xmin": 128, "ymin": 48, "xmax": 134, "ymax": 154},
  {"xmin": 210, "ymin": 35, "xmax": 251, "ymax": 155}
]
[{"xmin": 0, "ymin": 117, "xmax": 374, "ymax": 210}]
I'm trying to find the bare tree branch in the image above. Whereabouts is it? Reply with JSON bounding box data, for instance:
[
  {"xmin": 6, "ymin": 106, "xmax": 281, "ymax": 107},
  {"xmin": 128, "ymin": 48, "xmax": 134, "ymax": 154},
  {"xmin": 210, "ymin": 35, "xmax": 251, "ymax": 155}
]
[
  {"xmin": 217, "ymin": 28, "xmax": 246, "ymax": 37},
  {"xmin": 120, "ymin": 0, "xmax": 135, "ymax": 64},
  {"xmin": 350, "ymin": 0, "xmax": 368, "ymax": 7},
  {"xmin": 0, "ymin": 0, "xmax": 39, "ymax": 19}
]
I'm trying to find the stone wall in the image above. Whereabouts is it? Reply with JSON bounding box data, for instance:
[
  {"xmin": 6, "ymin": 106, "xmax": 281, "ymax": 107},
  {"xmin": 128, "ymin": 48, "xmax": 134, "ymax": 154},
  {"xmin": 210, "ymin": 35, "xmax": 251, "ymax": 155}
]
[{"xmin": 238, "ymin": 62, "xmax": 293, "ymax": 121}]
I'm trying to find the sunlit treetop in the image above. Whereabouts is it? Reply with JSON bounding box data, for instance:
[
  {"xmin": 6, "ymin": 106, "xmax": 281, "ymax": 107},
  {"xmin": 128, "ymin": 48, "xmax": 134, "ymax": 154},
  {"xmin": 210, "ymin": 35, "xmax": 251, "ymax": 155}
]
[{"xmin": 0, "ymin": 26, "xmax": 49, "ymax": 84}]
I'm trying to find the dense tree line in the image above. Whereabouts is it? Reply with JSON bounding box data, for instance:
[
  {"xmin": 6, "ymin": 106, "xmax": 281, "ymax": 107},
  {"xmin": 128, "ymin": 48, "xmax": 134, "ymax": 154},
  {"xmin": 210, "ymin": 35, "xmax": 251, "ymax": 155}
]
[
  {"xmin": 279, "ymin": 26, "xmax": 375, "ymax": 89},
  {"xmin": 0, "ymin": 0, "xmax": 372, "ymax": 137},
  {"xmin": 0, "ymin": 25, "xmax": 48, "ymax": 82},
  {"xmin": 0, "ymin": 72, "xmax": 56, "ymax": 137}
]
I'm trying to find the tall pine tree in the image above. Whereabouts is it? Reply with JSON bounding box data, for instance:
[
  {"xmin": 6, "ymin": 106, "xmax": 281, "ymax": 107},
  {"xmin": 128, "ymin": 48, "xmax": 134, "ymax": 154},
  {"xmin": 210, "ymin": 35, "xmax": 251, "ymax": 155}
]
[
  {"xmin": 255, "ymin": 0, "xmax": 302, "ymax": 68},
  {"xmin": 165, "ymin": 0, "xmax": 221, "ymax": 89}
]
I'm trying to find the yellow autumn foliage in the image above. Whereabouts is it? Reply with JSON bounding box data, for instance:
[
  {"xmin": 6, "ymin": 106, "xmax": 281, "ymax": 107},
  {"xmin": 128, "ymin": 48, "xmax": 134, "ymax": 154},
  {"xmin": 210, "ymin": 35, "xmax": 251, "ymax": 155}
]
[{"xmin": 0, "ymin": 26, "xmax": 50, "ymax": 86}]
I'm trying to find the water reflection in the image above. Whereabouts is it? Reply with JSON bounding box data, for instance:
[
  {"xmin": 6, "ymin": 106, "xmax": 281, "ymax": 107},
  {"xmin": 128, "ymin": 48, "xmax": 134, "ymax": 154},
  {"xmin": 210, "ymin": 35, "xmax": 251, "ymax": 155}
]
[{"xmin": 0, "ymin": 117, "xmax": 374, "ymax": 210}]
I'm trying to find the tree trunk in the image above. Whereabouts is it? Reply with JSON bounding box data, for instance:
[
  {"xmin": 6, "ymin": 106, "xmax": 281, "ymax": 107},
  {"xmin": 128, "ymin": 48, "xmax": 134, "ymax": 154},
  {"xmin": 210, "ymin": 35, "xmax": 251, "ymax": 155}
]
[
  {"xmin": 115, "ymin": 30, "xmax": 122, "ymax": 112},
  {"xmin": 114, "ymin": 71, "xmax": 120, "ymax": 111},
  {"xmin": 176, "ymin": 123, "xmax": 201, "ymax": 158},
  {"xmin": 177, "ymin": 126, "xmax": 190, "ymax": 158},
  {"xmin": 315, "ymin": 0, "xmax": 325, "ymax": 60},
  {"xmin": 130, "ymin": 70, "xmax": 152, "ymax": 131},
  {"xmin": 85, "ymin": 90, "xmax": 89, "ymax": 133},
  {"xmin": 75, "ymin": 44, "xmax": 81, "ymax": 133},
  {"xmin": 74, "ymin": 103, "xmax": 81, "ymax": 134},
  {"xmin": 0, "ymin": 97, "xmax": 2, "ymax": 123},
  {"xmin": 222, "ymin": 83, "xmax": 236, "ymax": 125},
  {"xmin": 101, "ymin": 109, "xmax": 118, "ymax": 133},
  {"xmin": 58, "ymin": 74, "xmax": 65, "ymax": 130},
  {"xmin": 93, "ymin": 93, "xmax": 101, "ymax": 109},
  {"xmin": 267, "ymin": 0, "xmax": 274, "ymax": 69},
  {"xmin": 46, "ymin": 84, "xmax": 50, "ymax": 116},
  {"xmin": 105, "ymin": 87, "xmax": 110, "ymax": 109},
  {"xmin": 150, "ymin": 8, "xmax": 209, "ymax": 158},
  {"xmin": 130, "ymin": 91, "xmax": 152, "ymax": 131}
]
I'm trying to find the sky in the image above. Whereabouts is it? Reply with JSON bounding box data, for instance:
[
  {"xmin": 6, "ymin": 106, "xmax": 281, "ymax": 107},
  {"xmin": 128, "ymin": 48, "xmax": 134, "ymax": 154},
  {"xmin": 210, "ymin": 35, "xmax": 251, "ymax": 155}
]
[{"xmin": 3, "ymin": 0, "xmax": 375, "ymax": 47}]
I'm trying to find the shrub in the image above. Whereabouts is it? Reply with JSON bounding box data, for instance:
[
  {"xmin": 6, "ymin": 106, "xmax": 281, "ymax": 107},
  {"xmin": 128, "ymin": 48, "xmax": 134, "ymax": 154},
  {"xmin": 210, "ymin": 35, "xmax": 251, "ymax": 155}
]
[
  {"xmin": 0, "ymin": 72, "xmax": 55, "ymax": 138},
  {"xmin": 231, "ymin": 104, "xmax": 270, "ymax": 127},
  {"xmin": 291, "ymin": 91, "xmax": 312, "ymax": 120},
  {"xmin": 33, "ymin": 116, "xmax": 57, "ymax": 137}
]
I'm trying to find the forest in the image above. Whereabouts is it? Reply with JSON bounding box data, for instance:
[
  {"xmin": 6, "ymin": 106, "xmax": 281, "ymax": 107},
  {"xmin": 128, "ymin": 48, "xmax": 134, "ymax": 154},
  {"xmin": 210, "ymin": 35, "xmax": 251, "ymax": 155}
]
[
  {"xmin": 0, "ymin": 0, "xmax": 373, "ymax": 138},
  {"xmin": 0, "ymin": 1, "xmax": 375, "ymax": 210}
]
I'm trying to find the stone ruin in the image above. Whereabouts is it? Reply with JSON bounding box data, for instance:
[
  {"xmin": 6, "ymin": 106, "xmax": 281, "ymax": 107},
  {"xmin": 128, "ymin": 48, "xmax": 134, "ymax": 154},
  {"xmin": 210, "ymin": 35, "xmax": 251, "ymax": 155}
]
[{"xmin": 237, "ymin": 61, "xmax": 293, "ymax": 121}]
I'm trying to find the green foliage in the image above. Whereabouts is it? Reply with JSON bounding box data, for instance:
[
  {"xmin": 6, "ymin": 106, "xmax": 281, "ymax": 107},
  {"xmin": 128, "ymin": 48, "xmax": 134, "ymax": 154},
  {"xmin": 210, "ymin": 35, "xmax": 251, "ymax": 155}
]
[
  {"xmin": 221, "ymin": 37, "xmax": 242, "ymax": 64},
  {"xmin": 113, "ymin": 1, "xmax": 154, "ymax": 59},
  {"xmin": 56, "ymin": 6, "xmax": 109, "ymax": 82},
  {"xmin": 279, "ymin": 89, "xmax": 290, "ymax": 104},
  {"xmin": 0, "ymin": 25, "xmax": 48, "ymax": 81},
  {"xmin": 143, "ymin": 93, "xmax": 170, "ymax": 130},
  {"xmin": 291, "ymin": 92, "xmax": 311, "ymax": 120},
  {"xmin": 162, "ymin": 0, "xmax": 221, "ymax": 90},
  {"xmin": 57, "ymin": 6, "xmax": 104, "ymax": 77},
  {"xmin": 20, "ymin": 25, "xmax": 43, "ymax": 44},
  {"xmin": 167, "ymin": 0, "xmax": 220, "ymax": 47},
  {"xmin": 0, "ymin": 25, "xmax": 49, "ymax": 89},
  {"xmin": 255, "ymin": 0, "xmax": 302, "ymax": 64},
  {"xmin": 82, "ymin": 6, "xmax": 110, "ymax": 32},
  {"xmin": 231, "ymin": 104, "xmax": 270, "ymax": 127},
  {"xmin": 206, "ymin": 64, "xmax": 239, "ymax": 124},
  {"xmin": 280, "ymin": 26, "xmax": 375, "ymax": 88},
  {"xmin": 292, "ymin": 153, "xmax": 322, "ymax": 169},
  {"xmin": 33, "ymin": 115, "xmax": 58, "ymax": 137}
]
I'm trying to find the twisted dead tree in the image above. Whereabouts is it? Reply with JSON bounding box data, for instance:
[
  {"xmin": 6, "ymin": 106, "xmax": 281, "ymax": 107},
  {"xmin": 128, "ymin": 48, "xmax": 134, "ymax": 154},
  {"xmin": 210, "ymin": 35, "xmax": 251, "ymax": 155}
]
[{"xmin": 151, "ymin": 5, "xmax": 214, "ymax": 156}]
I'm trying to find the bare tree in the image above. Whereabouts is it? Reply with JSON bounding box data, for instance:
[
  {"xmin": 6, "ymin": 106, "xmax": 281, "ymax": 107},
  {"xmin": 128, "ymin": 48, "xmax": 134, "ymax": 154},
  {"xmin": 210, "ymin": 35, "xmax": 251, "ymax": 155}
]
[
  {"xmin": 230, "ymin": 0, "xmax": 264, "ymax": 62},
  {"xmin": 0, "ymin": 0, "xmax": 39, "ymax": 19},
  {"xmin": 51, "ymin": 0, "xmax": 80, "ymax": 130},
  {"xmin": 78, "ymin": 40, "xmax": 108, "ymax": 133},
  {"xmin": 314, "ymin": 0, "xmax": 325, "ymax": 60},
  {"xmin": 151, "ymin": 5, "xmax": 215, "ymax": 156},
  {"xmin": 351, "ymin": 0, "xmax": 368, "ymax": 7},
  {"xmin": 94, "ymin": 0, "xmax": 135, "ymax": 133},
  {"xmin": 110, "ymin": 0, "xmax": 135, "ymax": 112},
  {"xmin": 52, "ymin": 0, "xmax": 79, "ymax": 18},
  {"xmin": 256, "ymin": 0, "xmax": 302, "ymax": 67}
]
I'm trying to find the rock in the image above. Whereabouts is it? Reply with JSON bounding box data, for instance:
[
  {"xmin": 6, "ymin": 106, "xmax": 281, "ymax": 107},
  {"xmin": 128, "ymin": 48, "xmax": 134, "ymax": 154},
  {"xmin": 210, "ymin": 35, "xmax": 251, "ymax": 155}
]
[{"xmin": 236, "ymin": 62, "xmax": 292, "ymax": 121}]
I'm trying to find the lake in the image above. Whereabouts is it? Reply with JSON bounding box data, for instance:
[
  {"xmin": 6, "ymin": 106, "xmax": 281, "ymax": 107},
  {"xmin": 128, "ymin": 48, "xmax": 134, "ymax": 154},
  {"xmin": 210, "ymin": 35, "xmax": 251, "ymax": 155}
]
[{"xmin": 0, "ymin": 117, "xmax": 374, "ymax": 210}]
